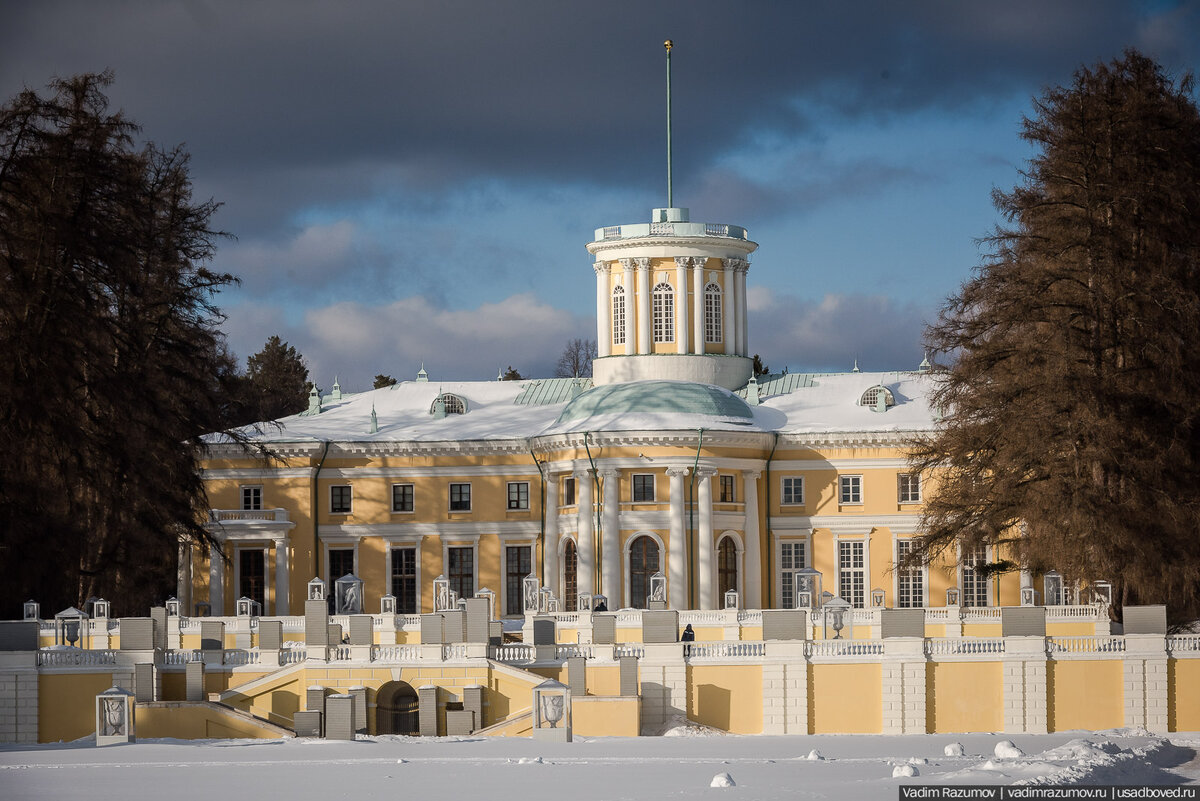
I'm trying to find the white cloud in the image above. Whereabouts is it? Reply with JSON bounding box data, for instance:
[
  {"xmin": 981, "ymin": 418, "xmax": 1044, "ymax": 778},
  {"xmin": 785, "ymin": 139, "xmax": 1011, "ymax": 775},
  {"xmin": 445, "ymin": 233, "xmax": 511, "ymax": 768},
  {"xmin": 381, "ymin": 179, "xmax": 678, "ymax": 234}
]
[{"xmin": 220, "ymin": 220, "xmax": 359, "ymax": 296}]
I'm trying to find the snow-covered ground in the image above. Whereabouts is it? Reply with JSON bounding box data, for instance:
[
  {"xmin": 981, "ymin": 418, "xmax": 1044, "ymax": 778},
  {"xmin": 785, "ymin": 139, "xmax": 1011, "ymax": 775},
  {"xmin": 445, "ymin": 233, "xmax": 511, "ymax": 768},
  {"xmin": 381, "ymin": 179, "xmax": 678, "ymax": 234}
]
[{"xmin": 2, "ymin": 726, "xmax": 1197, "ymax": 801}]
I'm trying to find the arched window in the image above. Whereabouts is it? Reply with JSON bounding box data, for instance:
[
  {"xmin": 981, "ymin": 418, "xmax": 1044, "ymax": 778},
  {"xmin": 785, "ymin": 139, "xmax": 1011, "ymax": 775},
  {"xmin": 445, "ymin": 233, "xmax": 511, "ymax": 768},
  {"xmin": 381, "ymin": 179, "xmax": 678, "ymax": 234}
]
[
  {"xmin": 718, "ymin": 536, "xmax": 738, "ymax": 598},
  {"xmin": 704, "ymin": 282, "xmax": 722, "ymax": 343},
  {"xmin": 652, "ymin": 282, "xmax": 674, "ymax": 343},
  {"xmin": 858, "ymin": 386, "xmax": 895, "ymax": 409},
  {"xmin": 611, "ymin": 286, "xmax": 626, "ymax": 346},
  {"xmin": 430, "ymin": 393, "xmax": 467, "ymax": 415},
  {"xmin": 628, "ymin": 536, "xmax": 660, "ymax": 609},
  {"xmin": 564, "ymin": 540, "xmax": 578, "ymax": 611}
]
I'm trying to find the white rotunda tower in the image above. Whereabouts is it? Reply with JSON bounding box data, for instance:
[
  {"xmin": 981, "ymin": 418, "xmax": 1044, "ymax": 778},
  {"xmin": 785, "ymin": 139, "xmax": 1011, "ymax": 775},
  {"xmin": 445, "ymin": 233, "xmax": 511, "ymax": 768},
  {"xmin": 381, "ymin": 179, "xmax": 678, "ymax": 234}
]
[{"xmin": 586, "ymin": 206, "xmax": 758, "ymax": 390}]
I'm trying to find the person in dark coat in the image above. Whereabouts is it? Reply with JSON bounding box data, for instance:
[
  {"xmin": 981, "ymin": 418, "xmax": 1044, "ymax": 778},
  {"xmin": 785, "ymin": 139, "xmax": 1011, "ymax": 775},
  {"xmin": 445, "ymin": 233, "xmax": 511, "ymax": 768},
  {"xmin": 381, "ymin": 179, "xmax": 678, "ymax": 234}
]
[
  {"xmin": 594, "ymin": 599, "xmax": 608, "ymax": 612},
  {"xmin": 680, "ymin": 623, "xmax": 695, "ymax": 655}
]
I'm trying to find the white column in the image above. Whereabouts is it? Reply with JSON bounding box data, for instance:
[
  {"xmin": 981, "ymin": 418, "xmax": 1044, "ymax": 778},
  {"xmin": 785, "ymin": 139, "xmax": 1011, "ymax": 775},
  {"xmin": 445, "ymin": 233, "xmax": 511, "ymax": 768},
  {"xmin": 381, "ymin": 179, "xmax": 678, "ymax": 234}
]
[
  {"xmin": 600, "ymin": 469, "xmax": 620, "ymax": 602},
  {"xmin": 723, "ymin": 260, "xmax": 737, "ymax": 354},
  {"xmin": 635, "ymin": 258, "xmax": 651, "ymax": 355},
  {"xmin": 737, "ymin": 262, "xmax": 749, "ymax": 356},
  {"xmin": 544, "ymin": 475, "xmax": 559, "ymax": 599},
  {"xmin": 576, "ymin": 470, "xmax": 595, "ymax": 600},
  {"xmin": 209, "ymin": 540, "xmax": 224, "ymax": 615},
  {"xmin": 692, "ymin": 259, "xmax": 706, "ymax": 356},
  {"xmin": 673, "ymin": 257, "xmax": 690, "ymax": 354},
  {"xmin": 667, "ymin": 467, "xmax": 688, "ymax": 609},
  {"xmin": 621, "ymin": 259, "xmax": 635, "ymax": 355},
  {"xmin": 595, "ymin": 262, "xmax": 611, "ymax": 358},
  {"xmin": 697, "ymin": 468, "xmax": 716, "ymax": 610},
  {"xmin": 742, "ymin": 470, "xmax": 762, "ymax": 608},
  {"xmin": 177, "ymin": 540, "xmax": 192, "ymax": 611},
  {"xmin": 274, "ymin": 536, "xmax": 290, "ymax": 615}
]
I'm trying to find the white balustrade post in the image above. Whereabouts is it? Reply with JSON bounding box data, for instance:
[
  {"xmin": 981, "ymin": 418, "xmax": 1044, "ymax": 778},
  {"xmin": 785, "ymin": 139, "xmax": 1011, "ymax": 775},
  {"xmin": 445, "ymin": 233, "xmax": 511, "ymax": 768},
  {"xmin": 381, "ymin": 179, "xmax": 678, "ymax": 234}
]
[
  {"xmin": 595, "ymin": 262, "xmax": 611, "ymax": 358},
  {"xmin": 667, "ymin": 468, "xmax": 689, "ymax": 609},
  {"xmin": 742, "ymin": 470, "xmax": 762, "ymax": 608}
]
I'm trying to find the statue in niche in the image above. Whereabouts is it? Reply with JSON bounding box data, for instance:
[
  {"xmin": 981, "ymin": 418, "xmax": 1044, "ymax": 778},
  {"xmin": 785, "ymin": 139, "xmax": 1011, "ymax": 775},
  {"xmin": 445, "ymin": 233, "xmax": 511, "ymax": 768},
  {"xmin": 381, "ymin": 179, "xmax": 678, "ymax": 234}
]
[
  {"xmin": 341, "ymin": 582, "xmax": 360, "ymax": 614},
  {"xmin": 102, "ymin": 698, "xmax": 125, "ymax": 736}
]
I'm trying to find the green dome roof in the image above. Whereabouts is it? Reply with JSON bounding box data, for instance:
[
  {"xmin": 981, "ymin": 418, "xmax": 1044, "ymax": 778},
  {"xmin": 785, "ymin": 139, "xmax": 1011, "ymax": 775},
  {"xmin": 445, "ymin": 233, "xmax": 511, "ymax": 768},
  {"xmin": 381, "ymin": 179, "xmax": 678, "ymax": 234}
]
[{"xmin": 554, "ymin": 380, "xmax": 754, "ymax": 426}]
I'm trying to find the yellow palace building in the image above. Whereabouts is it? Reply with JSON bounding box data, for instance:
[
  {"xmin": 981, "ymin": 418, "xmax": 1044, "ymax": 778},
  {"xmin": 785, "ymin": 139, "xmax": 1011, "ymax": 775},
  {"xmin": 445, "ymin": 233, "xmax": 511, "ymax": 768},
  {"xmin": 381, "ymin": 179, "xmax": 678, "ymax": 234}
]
[{"xmin": 5, "ymin": 205, "xmax": 1197, "ymax": 746}]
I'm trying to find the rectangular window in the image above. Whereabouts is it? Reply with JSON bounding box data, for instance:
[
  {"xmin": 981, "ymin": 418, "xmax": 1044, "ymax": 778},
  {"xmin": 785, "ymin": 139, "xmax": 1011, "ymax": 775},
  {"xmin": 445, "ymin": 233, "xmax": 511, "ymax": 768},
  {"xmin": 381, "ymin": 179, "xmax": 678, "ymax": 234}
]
[
  {"xmin": 839, "ymin": 475, "xmax": 863, "ymax": 505},
  {"xmin": 838, "ymin": 540, "xmax": 866, "ymax": 608},
  {"xmin": 449, "ymin": 483, "xmax": 471, "ymax": 512},
  {"xmin": 896, "ymin": 540, "xmax": 924, "ymax": 608},
  {"xmin": 505, "ymin": 545, "xmax": 532, "ymax": 616},
  {"xmin": 652, "ymin": 284, "xmax": 674, "ymax": 343},
  {"xmin": 779, "ymin": 541, "xmax": 806, "ymax": 609},
  {"xmin": 781, "ymin": 476, "xmax": 804, "ymax": 505},
  {"xmin": 612, "ymin": 288, "xmax": 626, "ymax": 346},
  {"xmin": 238, "ymin": 548, "xmax": 265, "ymax": 609},
  {"xmin": 719, "ymin": 474, "xmax": 735, "ymax": 503},
  {"xmin": 391, "ymin": 483, "xmax": 414, "ymax": 513},
  {"xmin": 961, "ymin": 543, "xmax": 989, "ymax": 607},
  {"xmin": 563, "ymin": 477, "xmax": 576, "ymax": 506},
  {"xmin": 507, "ymin": 482, "xmax": 529, "ymax": 511},
  {"xmin": 448, "ymin": 546, "xmax": 474, "ymax": 599},
  {"xmin": 704, "ymin": 285, "xmax": 722, "ymax": 343},
  {"xmin": 898, "ymin": 473, "xmax": 921, "ymax": 503},
  {"xmin": 328, "ymin": 547, "xmax": 355, "ymax": 581},
  {"xmin": 330, "ymin": 485, "xmax": 352, "ymax": 514},
  {"xmin": 632, "ymin": 474, "xmax": 655, "ymax": 502},
  {"xmin": 390, "ymin": 547, "xmax": 417, "ymax": 614},
  {"xmin": 241, "ymin": 485, "xmax": 262, "ymax": 511}
]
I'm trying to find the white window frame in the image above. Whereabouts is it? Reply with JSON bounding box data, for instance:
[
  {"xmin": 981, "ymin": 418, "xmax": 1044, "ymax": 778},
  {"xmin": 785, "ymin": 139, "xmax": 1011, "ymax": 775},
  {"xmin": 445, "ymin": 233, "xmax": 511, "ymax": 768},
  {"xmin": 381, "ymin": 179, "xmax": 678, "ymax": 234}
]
[
  {"xmin": 241, "ymin": 485, "xmax": 263, "ymax": 511},
  {"xmin": 558, "ymin": 534, "xmax": 579, "ymax": 608},
  {"xmin": 774, "ymin": 535, "xmax": 809, "ymax": 609},
  {"xmin": 611, "ymin": 285, "xmax": 626, "ymax": 346},
  {"xmin": 448, "ymin": 482, "xmax": 472, "ymax": 512},
  {"xmin": 442, "ymin": 539, "xmax": 481, "ymax": 601},
  {"xmin": 632, "ymin": 473, "xmax": 656, "ymax": 503},
  {"xmin": 898, "ymin": 473, "xmax": 921, "ymax": 504},
  {"xmin": 718, "ymin": 474, "xmax": 735, "ymax": 503},
  {"xmin": 563, "ymin": 477, "xmax": 576, "ymax": 506},
  {"xmin": 839, "ymin": 474, "xmax": 863, "ymax": 505},
  {"xmin": 715, "ymin": 531, "xmax": 744, "ymax": 600},
  {"xmin": 507, "ymin": 481, "xmax": 530, "ymax": 511},
  {"xmin": 836, "ymin": 538, "xmax": 867, "ymax": 608},
  {"xmin": 893, "ymin": 538, "xmax": 927, "ymax": 608},
  {"xmin": 391, "ymin": 483, "xmax": 415, "ymax": 514},
  {"xmin": 704, "ymin": 282, "xmax": 723, "ymax": 343},
  {"xmin": 233, "ymin": 543, "xmax": 270, "ymax": 613},
  {"xmin": 652, "ymin": 281, "xmax": 674, "ymax": 343},
  {"xmin": 781, "ymin": 476, "xmax": 804, "ymax": 506},
  {"xmin": 959, "ymin": 542, "xmax": 991, "ymax": 608},
  {"xmin": 323, "ymin": 542, "xmax": 358, "ymax": 583},
  {"xmin": 384, "ymin": 535, "xmax": 424, "ymax": 614},
  {"xmin": 622, "ymin": 531, "xmax": 666, "ymax": 609},
  {"xmin": 498, "ymin": 534, "xmax": 536, "ymax": 617},
  {"xmin": 330, "ymin": 484, "xmax": 352, "ymax": 514}
]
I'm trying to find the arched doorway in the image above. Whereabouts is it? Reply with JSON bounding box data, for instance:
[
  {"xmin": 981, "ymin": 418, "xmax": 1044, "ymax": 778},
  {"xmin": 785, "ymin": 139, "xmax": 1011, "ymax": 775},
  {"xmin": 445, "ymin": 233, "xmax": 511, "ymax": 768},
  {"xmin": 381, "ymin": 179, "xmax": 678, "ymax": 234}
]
[
  {"xmin": 628, "ymin": 535, "xmax": 660, "ymax": 609},
  {"xmin": 376, "ymin": 681, "xmax": 419, "ymax": 735},
  {"xmin": 718, "ymin": 536, "xmax": 739, "ymax": 600},
  {"xmin": 563, "ymin": 539, "xmax": 578, "ymax": 611}
]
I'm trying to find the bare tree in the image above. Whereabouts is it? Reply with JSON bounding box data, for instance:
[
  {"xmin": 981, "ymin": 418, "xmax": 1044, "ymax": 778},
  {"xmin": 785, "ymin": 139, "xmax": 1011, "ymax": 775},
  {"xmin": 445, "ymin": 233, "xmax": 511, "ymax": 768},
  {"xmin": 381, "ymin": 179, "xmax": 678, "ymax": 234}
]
[{"xmin": 555, "ymin": 338, "xmax": 597, "ymax": 378}]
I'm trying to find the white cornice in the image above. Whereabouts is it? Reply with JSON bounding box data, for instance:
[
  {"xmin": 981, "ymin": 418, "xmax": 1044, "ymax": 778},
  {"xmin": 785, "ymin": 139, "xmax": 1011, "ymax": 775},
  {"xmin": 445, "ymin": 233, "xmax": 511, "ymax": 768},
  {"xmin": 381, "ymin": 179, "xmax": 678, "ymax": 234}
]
[
  {"xmin": 532, "ymin": 430, "xmax": 773, "ymax": 454},
  {"xmin": 771, "ymin": 458, "xmax": 913, "ymax": 471},
  {"xmin": 321, "ymin": 465, "xmax": 541, "ymax": 479},
  {"xmin": 587, "ymin": 236, "xmax": 758, "ymax": 257},
  {"xmin": 775, "ymin": 431, "xmax": 925, "ymax": 448},
  {"xmin": 204, "ymin": 521, "xmax": 295, "ymax": 538},
  {"xmin": 201, "ymin": 467, "xmax": 316, "ymax": 480},
  {"xmin": 320, "ymin": 521, "xmax": 541, "ymax": 539},
  {"xmin": 768, "ymin": 513, "xmax": 922, "ymax": 535}
]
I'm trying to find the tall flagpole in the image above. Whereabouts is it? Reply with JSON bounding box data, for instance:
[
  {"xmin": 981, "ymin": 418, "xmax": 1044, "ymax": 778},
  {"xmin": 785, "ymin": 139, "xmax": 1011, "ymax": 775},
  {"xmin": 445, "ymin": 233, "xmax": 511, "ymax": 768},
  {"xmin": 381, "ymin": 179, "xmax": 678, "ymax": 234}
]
[{"xmin": 665, "ymin": 39, "xmax": 673, "ymax": 208}]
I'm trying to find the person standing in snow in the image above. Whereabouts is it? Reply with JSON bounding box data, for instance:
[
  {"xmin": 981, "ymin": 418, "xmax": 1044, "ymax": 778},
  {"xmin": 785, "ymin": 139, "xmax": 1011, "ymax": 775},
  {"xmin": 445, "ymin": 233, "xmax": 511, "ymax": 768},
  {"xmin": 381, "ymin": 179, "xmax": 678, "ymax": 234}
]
[{"xmin": 680, "ymin": 624, "xmax": 695, "ymax": 656}]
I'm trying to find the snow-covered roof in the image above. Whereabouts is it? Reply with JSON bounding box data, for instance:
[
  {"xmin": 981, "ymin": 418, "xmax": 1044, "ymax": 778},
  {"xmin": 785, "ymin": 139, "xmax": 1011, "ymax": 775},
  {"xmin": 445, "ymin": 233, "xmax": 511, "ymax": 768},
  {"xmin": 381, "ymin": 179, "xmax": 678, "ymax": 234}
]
[{"xmin": 204, "ymin": 370, "xmax": 938, "ymax": 446}]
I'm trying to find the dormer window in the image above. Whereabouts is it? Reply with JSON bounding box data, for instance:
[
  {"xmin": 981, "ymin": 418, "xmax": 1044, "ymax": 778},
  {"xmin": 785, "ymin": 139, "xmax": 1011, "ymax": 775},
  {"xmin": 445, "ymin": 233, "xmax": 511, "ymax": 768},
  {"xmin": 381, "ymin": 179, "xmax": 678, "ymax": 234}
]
[
  {"xmin": 859, "ymin": 385, "xmax": 895, "ymax": 410},
  {"xmin": 430, "ymin": 393, "xmax": 467, "ymax": 415}
]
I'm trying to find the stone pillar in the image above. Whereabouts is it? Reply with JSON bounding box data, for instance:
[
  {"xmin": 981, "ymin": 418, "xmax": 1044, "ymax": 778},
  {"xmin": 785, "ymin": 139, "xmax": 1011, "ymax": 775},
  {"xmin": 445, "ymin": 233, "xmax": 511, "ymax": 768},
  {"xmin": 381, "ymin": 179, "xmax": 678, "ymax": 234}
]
[
  {"xmin": 274, "ymin": 536, "xmax": 290, "ymax": 616},
  {"xmin": 1003, "ymin": 636, "xmax": 1048, "ymax": 734},
  {"xmin": 723, "ymin": 260, "xmax": 736, "ymax": 355},
  {"xmin": 209, "ymin": 540, "xmax": 224, "ymax": 616},
  {"xmin": 595, "ymin": 262, "xmax": 611, "ymax": 358},
  {"xmin": 737, "ymin": 262, "xmax": 749, "ymax": 356},
  {"xmin": 697, "ymin": 468, "xmax": 716, "ymax": 610},
  {"xmin": 638, "ymin": 644, "xmax": 688, "ymax": 735},
  {"xmin": 674, "ymin": 257, "xmax": 690, "ymax": 354},
  {"xmin": 666, "ymin": 467, "xmax": 688, "ymax": 610},
  {"xmin": 177, "ymin": 540, "xmax": 191, "ymax": 611},
  {"xmin": 576, "ymin": 470, "xmax": 595, "ymax": 600},
  {"xmin": 761, "ymin": 641, "xmax": 808, "ymax": 734},
  {"xmin": 1123, "ymin": 634, "xmax": 1169, "ymax": 733},
  {"xmin": 600, "ymin": 469, "xmax": 620, "ymax": 602},
  {"xmin": 544, "ymin": 475, "xmax": 559, "ymax": 599},
  {"xmin": 635, "ymin": 258, "xmax": 651, "ymax": 355},
  {"xmin": 881, "ymin": 638, "xmax": 927, "ymax": 734},
  {"xmin": 621, "ymin": 258, "xmax": 636, "ymax": 353},
  {"xmin": 692, "ymin": 258, "xmax": 706, "ymax": 356},
  {"xmin": 742, "ymin": 470, "xmax": 762, "ymax": 608}
]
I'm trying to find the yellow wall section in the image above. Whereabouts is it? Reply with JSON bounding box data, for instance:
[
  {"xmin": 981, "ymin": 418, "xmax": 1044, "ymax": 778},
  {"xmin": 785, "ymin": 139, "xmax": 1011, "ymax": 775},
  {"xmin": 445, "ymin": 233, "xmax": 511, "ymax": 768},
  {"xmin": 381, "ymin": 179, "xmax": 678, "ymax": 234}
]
[
  {"xmin": 573, "ymin": 696, "xmax": 639, "ymax": 736},
  {"xmin": 809, "ymin": 663, "xmax": 881, "ymax": 733},
  {"xmin": 1169, "ymin": 659, "xmax": 1200, "ymax": 732},
  {"xmin": 1048, "ymin": 661, "xmax": 1124, "ymax": 732},
  {"xmin": 927, "ymin": 662, "xmax": 1003, "ymax": 732},
  {"xmin": 687, "ymin": 665, "xmax": 762, "ymax": 733},
  {"xmin": 38, "ymin": 672, "xmax": 115, "ymax": 743},
  {"xmin": 137, "ymin": 703, "xmax": 286, "ymax": 740}
]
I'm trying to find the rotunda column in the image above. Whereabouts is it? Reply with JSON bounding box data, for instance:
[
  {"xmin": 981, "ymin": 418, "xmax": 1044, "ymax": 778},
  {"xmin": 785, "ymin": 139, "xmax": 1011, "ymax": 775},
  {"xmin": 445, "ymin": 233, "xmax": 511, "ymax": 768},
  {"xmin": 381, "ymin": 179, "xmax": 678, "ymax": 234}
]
[
  {"xmin": 600, "ymin": 469, "xmax": 620, "ymax": 601},
  {"xmin": 741, "ymin": 470, "xmax": 762, "ymax": 608},
  {"xmin": 723, "ymin": 260, "xmax": 737, "ymax": 354},
  {"xmin": 635, "ymin": 258, "xmax": 651, "ymax": 355},
  {"xmin": 595, "ymin": 263, "xmax": 611, "ymax": 358},
  {"xmin": 544, "ymin": 474, "xmax": 559, "ymax": 599},
  {"xmin": 696, "ymin": 468, "xmax": 717, "ymax": 609},
  {"xmin": 692, "ymin": 257, "xmax": 707, "ymax": 355},
  {"xmin": 274, "ymin": 536, "xmax": 290, "ymax": 616},
  {"xmin": 209, "ymin": 539, "xmax": 224, "ymax": 615},
  {"xmin": 620, "ymin": 259, "xmax": 636, "ymax": 354},
  {"xmin": 576, "ymin": 469, "xmax": 596, "ymax": 600},
  {"xmin": 674, "ymin": 257, "xmax": 690, "ymax": 354},
  {"xmin": 737, "ymin": 261, "xmax": 749, "ymax": 356},
  {"xmin": 666, "ymin": 467, "xmax": 689, "ymax": 609}
]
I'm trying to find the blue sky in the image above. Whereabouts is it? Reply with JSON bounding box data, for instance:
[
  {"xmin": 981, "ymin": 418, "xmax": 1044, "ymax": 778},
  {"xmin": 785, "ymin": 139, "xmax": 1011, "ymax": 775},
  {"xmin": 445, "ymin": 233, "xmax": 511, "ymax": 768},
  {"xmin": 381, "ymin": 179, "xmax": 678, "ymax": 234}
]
[{"xmin": 3, "ymin": 1, "xmax": 1198, "ymax": 390}]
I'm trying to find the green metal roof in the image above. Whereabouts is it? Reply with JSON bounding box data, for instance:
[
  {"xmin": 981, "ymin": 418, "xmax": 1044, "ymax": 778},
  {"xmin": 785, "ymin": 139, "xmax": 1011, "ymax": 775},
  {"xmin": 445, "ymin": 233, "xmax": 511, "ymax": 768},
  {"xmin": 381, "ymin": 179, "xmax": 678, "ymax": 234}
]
[
  {"xmin": 555, "ymin": 380, "xmax": 753, "ymax": 424},
  {"xmin": 513, "ymin": 377, "xmax": 594, "ymax": 406},
  {"xmin": 737, "ymin": 372, "xmax": 820, "ymax": 399}
]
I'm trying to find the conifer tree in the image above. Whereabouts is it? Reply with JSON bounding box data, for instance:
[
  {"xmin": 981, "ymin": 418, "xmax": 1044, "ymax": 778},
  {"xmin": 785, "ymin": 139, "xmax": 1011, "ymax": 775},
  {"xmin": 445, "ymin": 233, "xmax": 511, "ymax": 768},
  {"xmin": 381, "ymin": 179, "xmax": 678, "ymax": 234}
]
[
  {"xmin": 909, "ymin": 51, "xmax": 1200, "ymax": 622},
  {"xmin": 244, "ymin": 335, "xmax": 309, "ymax": 422}
]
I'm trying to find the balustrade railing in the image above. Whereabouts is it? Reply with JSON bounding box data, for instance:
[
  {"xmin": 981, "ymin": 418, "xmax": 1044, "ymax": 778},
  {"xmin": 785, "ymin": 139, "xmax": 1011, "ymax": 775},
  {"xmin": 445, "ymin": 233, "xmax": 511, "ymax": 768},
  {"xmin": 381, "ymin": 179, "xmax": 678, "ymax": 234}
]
[
  {"xmin": 442, "ymin": 644, "xmax": 468, "ymax": 660},
  {"xmin": 1046, "ymin": 636, "xmax": 1125, "ymax": 654},
  {"xmin": 925, "ymin": 638, "xmax": 1005, "ymax": 656},
  {"xmin": 489, "ymin": 644, "xmax": 534, "ymax": 662},
  {"xmin": 615, "ymin": 644, "xmax": 645, "ymax": 659},
  {"xmin": 38, "ymin": 648, "xmax": 118, "ymax": 666},
  {"xmin": 372, "ymin": 644, "xmax": 422, "ymax": 662},
  {"xmin": 961, "ymin": 607, "xmax": 1003, "ymax": 621},
  {"xmin": 280, "ymin": 648, "xmax": 306, "ymax": 665},
  {"xmin": 162, "ymin": 650, "xmax": 204, "ymax": 665},
  {"xmin": 223, "ymin": 650, "xmax": 260, "ymax": 666},
  {"xmin": 555, "ymin": 644, "xmax": 594, "ymax": 660},
  {"xmin": 1045, "ymin": 604, "xmax": 1103, "ymax": 619},
  {"xmin": 687, "ymin": 641, "xmax": 766, "ymax": 659},
  {"xmin": 1167, "ymin": 634, "xmax": 1200, "ymax": 653},
  {"xmin": 208, "ymin": 508, "xmax": 290, "ymax": 523},
  {"xmin": 678, "ymin": 610, "xmax": 728, "ymax": 626},
  {"xmin": 736, "ymin": 610, "xmax": 763, "ymax": 626},
  {"xmin": 806, "ymin": 640, "xmax": 884, "ymax": 658}
]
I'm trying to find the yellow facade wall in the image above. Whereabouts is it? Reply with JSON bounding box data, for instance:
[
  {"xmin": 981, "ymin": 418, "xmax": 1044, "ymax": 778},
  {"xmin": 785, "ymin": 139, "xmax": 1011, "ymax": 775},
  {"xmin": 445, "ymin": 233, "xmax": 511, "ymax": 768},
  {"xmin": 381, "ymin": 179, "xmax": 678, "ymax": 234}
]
[
  {"xmin": 809, "ymin": 663, "xmax": 881, "ymax": 734},
  {"xmin": 1168, "ymin": 659, "xmax": 1200, "ymax": 732},
  {"xmin": 1048, "ymin": 660, "xmax": 1124, "ymax": 732},
  {"xmin": 136, "ymin": 703, "xmax": 286, "ymax": 740},
  {"xmin": 927, "ymin": 661, "xmax": 1003, "ymax": 732},
  {"xmin": 38, "ymin": 672, "xmax": 116, "ymax": 743},
  {"xmin": 573, "ymin": 696, "xmax": 640, "ymax": 736},
  {"xmin": 687, "ymin": 665, "xmax": 762, "ymax": 733}
]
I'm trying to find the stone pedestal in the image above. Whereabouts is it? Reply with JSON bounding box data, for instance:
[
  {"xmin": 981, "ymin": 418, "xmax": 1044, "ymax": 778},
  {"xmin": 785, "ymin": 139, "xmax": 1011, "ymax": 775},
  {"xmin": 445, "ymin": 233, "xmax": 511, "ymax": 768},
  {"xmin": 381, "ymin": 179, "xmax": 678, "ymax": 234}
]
[
  {"xmin": 761, "ymin": 641, "xmax": 808, "ymax": 734},
  {"xmin": 1003, "ymin": 636, "xmax": 1048, "ymax": 734},
  {"xmin": 1123, "ymin": 634, "xmax": 1169, "ymax": 733},
  {"xmin": 881, "ymin": 638, "xmax": 926, "ymax": 734},
  {"xmin": 95, "ymin": 687, "xmax": 135, "ymax": 746}
]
